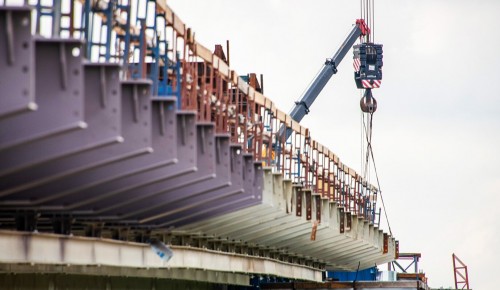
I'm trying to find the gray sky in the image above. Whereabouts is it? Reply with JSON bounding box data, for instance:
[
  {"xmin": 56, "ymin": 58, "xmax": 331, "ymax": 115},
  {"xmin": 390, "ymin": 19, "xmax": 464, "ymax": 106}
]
[{"xmin": 168, "ymin": 0, "xmax": 500, "ymax": 288}]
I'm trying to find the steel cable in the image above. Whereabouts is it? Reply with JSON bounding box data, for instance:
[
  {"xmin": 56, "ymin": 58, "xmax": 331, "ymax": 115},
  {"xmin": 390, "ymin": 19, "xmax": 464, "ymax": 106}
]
[{"xmin": 362, "ymin": 112, "xmax": 393, "ymax": 236}]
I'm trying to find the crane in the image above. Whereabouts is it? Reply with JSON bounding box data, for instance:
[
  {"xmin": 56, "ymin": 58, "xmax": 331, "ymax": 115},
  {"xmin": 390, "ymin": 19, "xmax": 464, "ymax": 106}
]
[
  {"xmin": 281, "ymin": 18, "xmax": 383, "ymax": 141},
  {"xmin": 289, "ymin": 19, "xmax": 370, "ymax": 123}
]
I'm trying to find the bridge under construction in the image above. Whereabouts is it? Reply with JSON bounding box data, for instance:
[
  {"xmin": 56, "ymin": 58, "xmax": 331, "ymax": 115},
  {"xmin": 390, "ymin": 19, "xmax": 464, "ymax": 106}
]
[{"xmin": 0, "ymin": 1, "xmax": 432, "ymax": 289}]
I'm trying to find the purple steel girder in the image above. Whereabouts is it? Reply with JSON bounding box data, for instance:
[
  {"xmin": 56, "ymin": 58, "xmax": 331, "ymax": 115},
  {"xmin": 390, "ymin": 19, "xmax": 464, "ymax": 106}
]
[
  {"xmin": 0, "ymin": 38, "xmax": 85, "ymax": 160},
  {"xmin": 81, "ymin": 134, "xmax": 233, "ymax": 221},
  {"xmin": 0, "ymin": 7, "xmax": 34, "ymax": 118},
  {"xmin": 161, "ymin": 160, "xmax": 265, "ymax": 228},
  {"xmin": 0, "ymin": 6, "xmax": 265, "ymax": 230},
  {"xmin": 68, "ymin": 122, "xmax": 217, "ymax": 214},
  {"xmin": 0, "ymin": 80, "xmax": 156, "ymax": 203},
  {"xmin": 116, "ymin": 146, "xmax": 251, "ymax": 225},
  {"xmin": 0, "ymin": 63, "xmax": 122, "ymax": 193}
]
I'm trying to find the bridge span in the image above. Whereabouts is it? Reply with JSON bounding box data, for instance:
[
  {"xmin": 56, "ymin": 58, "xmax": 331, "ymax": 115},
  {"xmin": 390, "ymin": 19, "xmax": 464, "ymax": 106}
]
[{"xmin": 0, "ymin": 1, "xmax": 396, "ymax": 287}]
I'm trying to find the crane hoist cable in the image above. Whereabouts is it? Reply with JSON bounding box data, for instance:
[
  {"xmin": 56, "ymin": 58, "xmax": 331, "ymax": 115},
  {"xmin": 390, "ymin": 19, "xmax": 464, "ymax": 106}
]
[
  {"xmin": 362, "ymin": 112, "xmax": 372, "ymax": 180},
  {"xmin": 356, "ymin": 0, "xmax": 393, "ymax": 236},
  {"xmin": 357, "ymin": 0, "xmax": 380, "ymax": 177},
  {"xmin": 360, "ymin": 0, "xmax": 375, "ymax": 42},
  {"xmin": 362, "ymin": 113, "xmax": 393, "ymax": 237}
]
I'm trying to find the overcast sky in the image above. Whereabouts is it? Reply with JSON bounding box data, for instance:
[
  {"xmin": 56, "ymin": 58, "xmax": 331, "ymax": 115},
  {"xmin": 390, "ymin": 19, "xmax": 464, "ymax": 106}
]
[{"xmin": 168, "ymin": 0, "xmax": 500, "ymax": 288}]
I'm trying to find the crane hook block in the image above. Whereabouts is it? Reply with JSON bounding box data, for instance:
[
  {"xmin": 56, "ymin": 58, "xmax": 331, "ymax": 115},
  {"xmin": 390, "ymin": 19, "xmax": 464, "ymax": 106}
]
[
  {"xmin": 360, "ymin": 89, "xmax": 377, "ymax": 113},
  {"xmin": 353, "ymin": 43, "xmax": 383, "ymax": 89}
]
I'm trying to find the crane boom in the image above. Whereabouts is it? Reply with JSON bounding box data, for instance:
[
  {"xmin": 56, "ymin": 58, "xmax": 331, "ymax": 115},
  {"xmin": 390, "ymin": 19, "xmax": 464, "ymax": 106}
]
[{"xmin": 288, "ymin": 20, "xmax": 368, "ymax": 123}]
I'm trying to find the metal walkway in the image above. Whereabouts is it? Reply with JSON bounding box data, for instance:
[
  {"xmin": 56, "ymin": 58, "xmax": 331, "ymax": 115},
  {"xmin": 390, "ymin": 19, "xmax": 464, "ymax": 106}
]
[{"xmin": 0, "ymin": 1, "xmax": 396, "ymax": 285}]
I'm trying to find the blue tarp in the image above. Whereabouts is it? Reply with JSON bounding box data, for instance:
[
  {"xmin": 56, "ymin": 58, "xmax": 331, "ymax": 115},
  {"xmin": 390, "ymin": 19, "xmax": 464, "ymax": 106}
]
[{"xmin": 328, "ymin": 267, "xmax": 378, "ymax": 281}]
